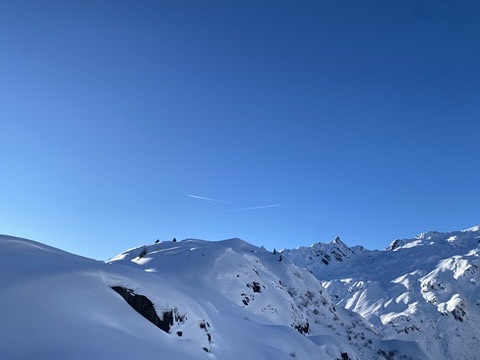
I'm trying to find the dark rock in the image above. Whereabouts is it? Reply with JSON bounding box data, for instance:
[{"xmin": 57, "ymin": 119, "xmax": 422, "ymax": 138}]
[
  {"xmin": 138, "ymin": 247, "xmax": 147, "ymax": 258},
  {"xmin": 292, "ymin": 321, "xmax": 309, "ymax": 335},
  {"xmin": 247, "ymin": 281, "xmax": 262, "ymax": 293},
  {"xmin": 111, "ymin": 286, "xmax": 172, "ymax": 333},
  {"xmin": 451, "ymin": 306, "xmax": 466, "ymax": 322}
]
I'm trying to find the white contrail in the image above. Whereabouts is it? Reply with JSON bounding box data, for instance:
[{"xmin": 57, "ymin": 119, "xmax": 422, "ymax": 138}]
[
  {"xmin": 187, "ymin": 194, "xmax": 231, "ymax": 204},
  {"xmin": 169, "ymin": 203, "xmax": 281, "ymax": 219},
  {"xmin": 220, "ymin": 204, "xmax": 281, "ymax": 213}
]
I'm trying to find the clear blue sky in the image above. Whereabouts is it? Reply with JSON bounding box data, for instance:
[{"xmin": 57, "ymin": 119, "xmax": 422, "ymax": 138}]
[{"xmin": 1, "ymin": 1, "xmax": 479, "ymax": 260}]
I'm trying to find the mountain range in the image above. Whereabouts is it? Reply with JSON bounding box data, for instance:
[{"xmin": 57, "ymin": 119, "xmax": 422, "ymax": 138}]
[{"xmin": 1, "ymin": 225, "xmax": 479, "ymax": 359}]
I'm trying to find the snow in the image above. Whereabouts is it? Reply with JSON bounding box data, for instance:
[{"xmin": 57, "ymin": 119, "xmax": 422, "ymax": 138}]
[
  {"xmin": 1, "ymin": 224, "xmax": 479, "ymax": 359},
  {"xmin": 0, "ymin": 235, "xmax": 358, "ymax": 359},
  {"xmin": 286, "ymin": 225, "xmax": 480, "ymax": 360}
]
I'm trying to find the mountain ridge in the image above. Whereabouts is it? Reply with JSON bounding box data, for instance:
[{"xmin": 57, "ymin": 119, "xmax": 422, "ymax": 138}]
[
  {"xmin": 1, "ymin": 225, "xmax": 478, "ymax": 359},
  {"xmin": 284, "ymin": 225, "xmax": 480, "ymax": 360}
]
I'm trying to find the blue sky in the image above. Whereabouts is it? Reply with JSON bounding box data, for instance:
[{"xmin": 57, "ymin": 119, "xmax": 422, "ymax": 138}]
[{"xmin": 1, "ymin": 1, "xmax": 479, "ymax": 260}]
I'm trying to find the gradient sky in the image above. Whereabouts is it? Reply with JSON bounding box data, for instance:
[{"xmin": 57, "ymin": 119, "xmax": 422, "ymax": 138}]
[{"xmin": 1, "ymin": 1, "xmax": 479, "ymax": 260}]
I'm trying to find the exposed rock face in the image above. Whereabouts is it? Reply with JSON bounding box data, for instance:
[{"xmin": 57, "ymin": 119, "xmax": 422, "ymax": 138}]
[{"xmin": 111, "ymin": 286, "xmax": 174, "ymax": 333}]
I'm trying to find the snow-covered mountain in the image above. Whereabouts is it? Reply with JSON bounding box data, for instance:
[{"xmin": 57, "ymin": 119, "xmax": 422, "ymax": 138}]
[
  {"xmin": 1, "ymin": 225, "xmax": 478, "ymax": 359},
  {"xmin": 284, "ymin": 226, "xmax": 480, "ymax": 360}
]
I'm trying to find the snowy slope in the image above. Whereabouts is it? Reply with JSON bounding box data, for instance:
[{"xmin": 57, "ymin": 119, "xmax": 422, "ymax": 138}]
[
  {"xmin": 284, "ymin": 226, "xmax": 480, "ymax": 360},
  {"xmin": 107, "ymin": 238, "xmax": 403, "ymax": 359},
  {"xmin": 0, "ymin": 236, "xmax": 210, "ymax": 360},
  {"xmin": 3, "ymin": 226, "xmax": 477, "ymax": 359},
  {"xmin": 0, "ymin": 234, "xmax": 426, "ymax": 360}
]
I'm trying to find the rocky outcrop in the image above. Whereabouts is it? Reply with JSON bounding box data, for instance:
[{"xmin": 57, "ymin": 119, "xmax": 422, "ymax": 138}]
[{"xmin": 111, "ymin": 286, "xmax": 182, "ymax": 333}]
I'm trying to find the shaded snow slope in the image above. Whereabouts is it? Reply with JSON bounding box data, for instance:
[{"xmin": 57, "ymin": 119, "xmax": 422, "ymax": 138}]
[
  {"xmin": 1, "ymin": 234, "xmax": 416, "ymax": 360},
  {"xmin": 285, "ymin": 226, "xmax": 480, "ymax": 360}
]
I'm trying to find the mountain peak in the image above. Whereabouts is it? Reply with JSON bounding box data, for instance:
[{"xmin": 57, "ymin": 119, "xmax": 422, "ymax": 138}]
[
  {"xmin": 331, "ymin": 236, "xmax": 343, "ymax": 245},
  {"xmin": 463, "ymin": 224, "xmax": 480, "ymax": 232}
]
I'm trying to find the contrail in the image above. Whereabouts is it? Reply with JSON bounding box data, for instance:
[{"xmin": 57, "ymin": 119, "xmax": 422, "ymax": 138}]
[
  {"xmin": 220, "ymin": 204, "xmax": 281, "ymax": 213},
  {"xmin": 187, "ymin": 194, "xmax": 231, "ymax": 204},
  {"xmin": 169, "ymin": 203, "xmax": 281, "ymax": 219}
]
